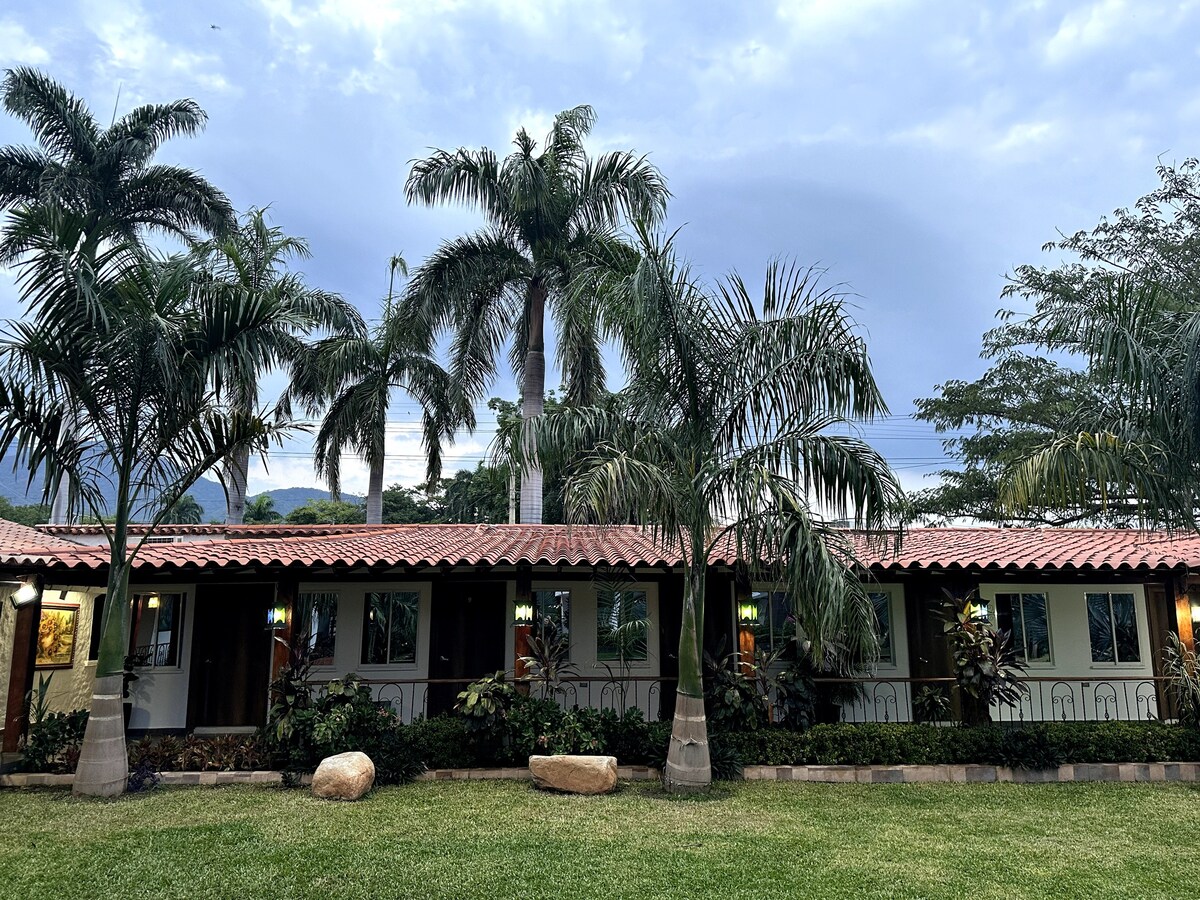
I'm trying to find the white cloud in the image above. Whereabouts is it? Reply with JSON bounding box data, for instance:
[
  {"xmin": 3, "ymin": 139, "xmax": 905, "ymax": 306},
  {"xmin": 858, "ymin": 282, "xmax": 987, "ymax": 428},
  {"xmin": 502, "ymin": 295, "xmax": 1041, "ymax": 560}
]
[{"xmin": 0, "ymin": 19, "xmax": 50, "ymax": 65}]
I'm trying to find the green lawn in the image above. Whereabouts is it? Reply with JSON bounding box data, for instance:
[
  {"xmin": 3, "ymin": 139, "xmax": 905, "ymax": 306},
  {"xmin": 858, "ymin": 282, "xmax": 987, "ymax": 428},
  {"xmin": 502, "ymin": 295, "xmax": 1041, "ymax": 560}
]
[{"xmin": 0, "ymin": 780, "xmax": 1196, "ymax": 899}]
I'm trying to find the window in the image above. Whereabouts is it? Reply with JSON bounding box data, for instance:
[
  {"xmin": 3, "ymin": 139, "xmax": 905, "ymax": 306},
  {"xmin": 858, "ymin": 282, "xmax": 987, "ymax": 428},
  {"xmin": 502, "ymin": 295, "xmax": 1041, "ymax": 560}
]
[
  {"xmin": 88, "ymin": 594, "xmax": 106, "ymax": 661},
  {"xmin": 298, "ymin": 592, "xmax": 338, "ymax": 666},
  {"xmin": 533, "ymin": 590, "xmax": 570, "ymax": 640},
  {"xmin": 994, "ymin": 593, "xmax": 1051, "ymax": 663},
  {"xmin": 749, "ymin": 591, "xmax": 793, "ymax": 654},
  {"xmin": 870, "ymin": 592, "xmax": 894, "ymax": 665},
  {"xmin": 131, "ymin": 593, "xmax": 184, "ymax": 668},
  {"xmin": 596, "ymin": 589, "xmax": 647, "ymax": 662},
  {"xmin": 361, "ymin": 591, "xmax": 419, "ymax": 665},
  {"xmin": 1086, "ymin": 592, "xmax": 1141, "ymax": 664}
]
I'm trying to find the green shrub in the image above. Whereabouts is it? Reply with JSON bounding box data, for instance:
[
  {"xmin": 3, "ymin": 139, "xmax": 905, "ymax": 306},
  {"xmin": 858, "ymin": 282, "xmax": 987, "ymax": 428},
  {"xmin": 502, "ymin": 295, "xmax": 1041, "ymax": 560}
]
[
  {"xmin": 20, "ymin": 709, "xmax": 88, "ymax": 773},
  {"xmin": 407, "ymin": 715, "xmax": 479, "ymax": 769}
]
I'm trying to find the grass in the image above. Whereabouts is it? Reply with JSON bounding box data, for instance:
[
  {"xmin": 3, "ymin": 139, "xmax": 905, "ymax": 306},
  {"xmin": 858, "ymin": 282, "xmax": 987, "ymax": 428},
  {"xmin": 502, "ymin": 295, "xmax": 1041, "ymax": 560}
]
[{"xmin": 0, "ymin": 780, "xmax": 1197, "ymax": 899}]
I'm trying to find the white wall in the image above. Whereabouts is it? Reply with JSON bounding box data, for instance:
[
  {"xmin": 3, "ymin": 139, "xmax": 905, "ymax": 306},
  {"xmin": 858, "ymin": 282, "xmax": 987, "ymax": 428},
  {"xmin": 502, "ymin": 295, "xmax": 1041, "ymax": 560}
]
[{"xmin": 977, "ymin": 582, "xmax": 1158, "ymax": 722}]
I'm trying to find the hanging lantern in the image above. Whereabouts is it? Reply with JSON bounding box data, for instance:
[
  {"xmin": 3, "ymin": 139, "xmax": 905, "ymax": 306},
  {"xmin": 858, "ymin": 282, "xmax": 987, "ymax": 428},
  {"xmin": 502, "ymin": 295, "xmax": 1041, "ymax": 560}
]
[
  {"xmin": 737, "ymin": 599, "xmax": 759, "ymax": 626},
  {"xmin": 266, "ymin": 605, "xmax": 288, "ymax": 629}
]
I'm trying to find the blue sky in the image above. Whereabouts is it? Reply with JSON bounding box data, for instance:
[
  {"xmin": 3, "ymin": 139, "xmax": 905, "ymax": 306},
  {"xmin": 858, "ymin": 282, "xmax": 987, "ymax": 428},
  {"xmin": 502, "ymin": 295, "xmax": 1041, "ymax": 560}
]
[{"xmin": 2, "ymin": 0, "xmax": 1198, "ymax": 499}]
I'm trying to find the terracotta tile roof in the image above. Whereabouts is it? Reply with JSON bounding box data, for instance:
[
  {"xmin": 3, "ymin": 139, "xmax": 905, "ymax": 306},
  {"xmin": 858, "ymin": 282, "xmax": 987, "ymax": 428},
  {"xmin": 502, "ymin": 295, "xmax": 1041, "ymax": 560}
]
[
  {"xmin": 36, "ymin": 523, "xmax": 382, "ymax": 538},
  {"xmin": 855, "ymin": 527, "xmax": 1200, "ymax": 572},
  {"xmin": 5, "ymin": 524, "xmax": 686, "ymax": 572},
  {"xmin": 3, "ymin": 524, "xmax": 1200, "ymax": 575},
  {"xmin": 0, "ymin": 518, "xmax": 80, "ymax": 557}
]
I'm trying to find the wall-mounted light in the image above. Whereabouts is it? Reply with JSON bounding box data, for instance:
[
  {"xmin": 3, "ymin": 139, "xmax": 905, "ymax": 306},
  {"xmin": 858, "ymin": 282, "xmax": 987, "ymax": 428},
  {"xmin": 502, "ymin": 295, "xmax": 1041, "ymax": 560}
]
[
  {"xmin": 1, "ymin": 579, "xmax": 39, "ymax": 609},
  {"xmin": 737, "ymin": 600, "xmax": 759, "ymax": 626},
  {"xmin": 266, "ymin": 605, "xmax": 288, "ymax": 630},
  {"xmin": 146, "ymin": 594, "xmax": 160, "ymax": 610},
  {"xmin": 1191, "ymin": 601, "xmax": 1200, "ymax": 625},
  {"xmin": 514, "ymin": 603, "xmax": 534, "ymax": 626},
  {"xmin": 966, "ymin": 600, "xmax": 989, "ymax": 621}
]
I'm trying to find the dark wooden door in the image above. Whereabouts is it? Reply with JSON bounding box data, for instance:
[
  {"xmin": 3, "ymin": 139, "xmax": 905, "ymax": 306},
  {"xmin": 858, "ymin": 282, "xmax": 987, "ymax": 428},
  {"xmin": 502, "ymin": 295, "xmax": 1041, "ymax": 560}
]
[
  {"xmin": 427, "ymin": 581, "xmax": 507, "ymax": 716},
  {"xmin": 187, "ymin": 584, "xmax": 274, "ymax": 730}
]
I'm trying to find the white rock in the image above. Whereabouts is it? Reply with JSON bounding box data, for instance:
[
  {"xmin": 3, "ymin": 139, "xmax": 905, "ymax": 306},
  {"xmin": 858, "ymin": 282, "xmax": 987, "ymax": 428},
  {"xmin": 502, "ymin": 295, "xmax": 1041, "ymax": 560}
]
[
  {"xmin": 311, "ymin": 751, "xmax": 375, "ymax": 800},
  {"xmin": 528, "ymin": 755, "xmax": 618, "ymax": 795}
]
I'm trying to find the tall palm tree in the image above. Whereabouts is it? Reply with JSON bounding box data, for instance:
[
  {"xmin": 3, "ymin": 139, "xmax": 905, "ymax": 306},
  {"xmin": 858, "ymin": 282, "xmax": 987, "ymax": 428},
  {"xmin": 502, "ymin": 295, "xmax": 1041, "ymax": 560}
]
[
  {"xmin": 0, "ymin": 212, "xmax": 297, "ymax": 796},
  {"xmin": 0, "ymin": 66, "xmax": 234, "ymax": 264},
  {"xmin": 194, "ymin": 207, "xmax": 364, "ymax": 523},
  {"xmin": 526, "ymin": 231, "xmax": 902, "ymax": 792},
  {"xmin": 403, "ymin": 105, "xmax": 668, "ymax": 523},
  {"xmin": 0, "ymin": 67, "xmax": 236, "ymax": 525},
  {"xmin": 292, "ymin": 258, "xmax": 470, "ymax": 524}
]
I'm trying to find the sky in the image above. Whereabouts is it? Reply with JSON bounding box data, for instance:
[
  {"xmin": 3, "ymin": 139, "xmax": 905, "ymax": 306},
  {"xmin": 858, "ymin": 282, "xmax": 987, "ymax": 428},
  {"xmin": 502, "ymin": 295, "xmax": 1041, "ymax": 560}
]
[{"xmin": 1, "ymin": 0, "xmax": 1198, "ymax": 500}]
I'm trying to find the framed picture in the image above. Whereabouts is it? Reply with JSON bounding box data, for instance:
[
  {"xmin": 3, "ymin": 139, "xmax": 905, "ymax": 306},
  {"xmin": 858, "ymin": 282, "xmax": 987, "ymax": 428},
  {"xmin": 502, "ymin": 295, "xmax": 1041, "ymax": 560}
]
[{"xmin": 36, "ymin": 605, "xmax": 78, "ymax": 668}]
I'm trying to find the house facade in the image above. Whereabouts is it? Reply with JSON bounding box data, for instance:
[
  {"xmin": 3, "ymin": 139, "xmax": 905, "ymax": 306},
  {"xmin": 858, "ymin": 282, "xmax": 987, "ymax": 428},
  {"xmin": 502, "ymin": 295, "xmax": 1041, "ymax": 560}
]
[{"xmin": 1, "ymin": 523, "xmax": 1197, "ymax": 749}]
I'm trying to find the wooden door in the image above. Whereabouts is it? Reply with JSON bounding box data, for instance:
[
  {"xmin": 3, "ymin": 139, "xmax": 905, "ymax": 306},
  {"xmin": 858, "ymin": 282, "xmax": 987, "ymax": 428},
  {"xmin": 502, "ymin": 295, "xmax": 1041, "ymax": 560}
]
[
  {"xmin": 187, "ymin": 584, "xmax": 274, "ymax": 730},
  {"xmin": 427, "ymin": 581, "xmax": 507, "ymax": 716}
]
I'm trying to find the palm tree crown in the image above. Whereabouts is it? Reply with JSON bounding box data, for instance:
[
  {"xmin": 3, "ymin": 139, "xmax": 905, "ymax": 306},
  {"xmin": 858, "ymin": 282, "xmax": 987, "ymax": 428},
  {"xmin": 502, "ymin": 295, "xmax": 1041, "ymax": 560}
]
[
  {"xmin": 195, "ymin": 207, "xmax": 364, "ymax": 523},
  {"xmin": 0, "ymin": 66, "xmax": 235, "ymax": 263},
  {"xmin": 403, "ymin": 105, "xmax": 668, "ymax": 523}
]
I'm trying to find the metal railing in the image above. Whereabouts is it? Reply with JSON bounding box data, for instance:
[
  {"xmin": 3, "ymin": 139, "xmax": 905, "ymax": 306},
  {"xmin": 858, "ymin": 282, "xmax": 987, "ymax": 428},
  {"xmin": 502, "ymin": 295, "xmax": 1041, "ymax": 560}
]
[
  {"xmin": 303, "ymin": 674, "xmax": 1171, "ymax": 725},
  {"xmin": 811, "ymin": 676, "xmax": 1169, "ymax": 724},
  {"xmin": 307, "ymin": 675, "xmax": 677, "ymax": 723}
]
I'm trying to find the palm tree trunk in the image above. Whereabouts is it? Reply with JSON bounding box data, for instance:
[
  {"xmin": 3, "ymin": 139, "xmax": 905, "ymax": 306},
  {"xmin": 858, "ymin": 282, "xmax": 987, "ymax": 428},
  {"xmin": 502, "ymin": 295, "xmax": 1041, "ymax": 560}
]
[
  {"xmin": 519, "ymin": 281, "xmax": 547, "ymax": 524},
  {"xmin": 73, "ymin": 541, "xmax": 132, "ymax": 796},
  {"xmin": 663, "ymin": 559, "xmax": 711, "ymax": 793},
  {"xmin": 225, "ymin": 443, "xmax": 250, "ymax": 524},
  {"xmin": 366, "ymin": 454, "xmax": 385, "ymax": 524}
]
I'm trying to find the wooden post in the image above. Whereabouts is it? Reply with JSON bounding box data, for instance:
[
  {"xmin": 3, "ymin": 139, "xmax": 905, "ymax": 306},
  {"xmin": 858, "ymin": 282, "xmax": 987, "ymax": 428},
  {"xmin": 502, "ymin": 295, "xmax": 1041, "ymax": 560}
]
[
  {"xmin": 3, "ymin": 577, "xmax": 44, "ymax": 753},
  {"xmin": 514, "ymin": 568, "xmax": 531, "ymax": 696},
  {"xmin": 1177, "ymin": 585, "xmax": 1196, "ymax": 655}
]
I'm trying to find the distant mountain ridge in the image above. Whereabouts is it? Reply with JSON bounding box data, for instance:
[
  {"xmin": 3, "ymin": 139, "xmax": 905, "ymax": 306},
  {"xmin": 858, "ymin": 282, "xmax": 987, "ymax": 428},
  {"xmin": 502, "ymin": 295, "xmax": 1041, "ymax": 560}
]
[{"xmin": 0, "ymin": 465, "xmax": 356, "ymax": 520}]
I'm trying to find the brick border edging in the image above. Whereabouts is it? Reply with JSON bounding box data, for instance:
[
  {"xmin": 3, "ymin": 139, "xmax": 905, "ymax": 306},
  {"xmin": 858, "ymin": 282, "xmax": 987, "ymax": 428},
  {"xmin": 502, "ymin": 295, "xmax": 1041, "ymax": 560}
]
[
  {"xmin": 743, "ymin": 763, "xmax": 1200, "ymax": 783},
  {"xmin": 3, "ymin": 762, "xmax": 1197, "ymax": 788}
]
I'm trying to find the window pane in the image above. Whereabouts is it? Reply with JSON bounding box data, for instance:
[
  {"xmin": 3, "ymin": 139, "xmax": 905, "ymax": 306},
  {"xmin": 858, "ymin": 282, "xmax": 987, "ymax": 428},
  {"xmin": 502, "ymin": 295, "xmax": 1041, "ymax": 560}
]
[
  {"xmin": 750, "ymin": 590, "xmax": 771, "ymax": 654},
  {"xmin": 533, "ymin": 590, "xmax": 570, "ymax": 640},
  {"xmin": 870, "ymin": 592, "xmax": 892, "ymax": 663},
  {"xmin": 300, "ymin": 592, "xmax": 338, "ymax": 665},
  {"xmin": 597, "ymin": 589, "xmax": 648, "ymax": 662},
  {"xmin": 88, "ymin": 594, "xmax": 105, "ymax": 661},
  {"xmin": 156, "ymin": 595, "xmax": 179, "ymax": 667},
  {"xmin": 1111, "ymin": 593, "xmax": 1140, "ymax": 663},
  {"xmin": 1021, "ymin": 593, "xmax": 1050, "ymax": 663},
  {"xmin": 388, "ymin": 592, "xmax": 419, "ymax": 664},
  {"xmin": 362, "ymin": 593, "xmax": 390, "ymax": 664},
  {"xmin": 1086, "ymin": 593, "xmax": 1114, "ymax": 663},
  {"xmin": 995, "ymin": 594, "xmax": 1017, "ymax": 650},
  {"xmin": 770, "ymin": 592, "xmax": 791, "ymax": 651}
]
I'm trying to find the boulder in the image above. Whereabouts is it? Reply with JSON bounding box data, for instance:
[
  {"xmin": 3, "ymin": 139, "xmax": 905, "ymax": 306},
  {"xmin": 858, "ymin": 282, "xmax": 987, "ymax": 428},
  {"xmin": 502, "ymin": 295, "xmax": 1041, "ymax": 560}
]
[
  {"xmin": 528, "ymin": 754, "xmax": 618, "ymax": 795},
  {"xmin": 311, "ymin": 751, "xmax": 375, "ymax": 801}
]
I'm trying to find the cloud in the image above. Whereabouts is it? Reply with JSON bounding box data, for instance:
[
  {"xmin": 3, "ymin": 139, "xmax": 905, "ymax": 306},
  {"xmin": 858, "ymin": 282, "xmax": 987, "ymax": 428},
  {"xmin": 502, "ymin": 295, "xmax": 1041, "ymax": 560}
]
[
  {"xmin": 1043, "ymin": 0, "xmax": 1199, "ymax": 65},
  {"xmin": 0, "ymin": 19, "xmax": 50, "ymax": 64}
]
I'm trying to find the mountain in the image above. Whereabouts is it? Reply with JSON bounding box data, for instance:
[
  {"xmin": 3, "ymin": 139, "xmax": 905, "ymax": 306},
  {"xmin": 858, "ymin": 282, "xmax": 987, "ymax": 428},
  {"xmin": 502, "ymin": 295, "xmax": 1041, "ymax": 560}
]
[{"xmin": 0, "ymin": 466, "xmax": 355, "ymax": 520}]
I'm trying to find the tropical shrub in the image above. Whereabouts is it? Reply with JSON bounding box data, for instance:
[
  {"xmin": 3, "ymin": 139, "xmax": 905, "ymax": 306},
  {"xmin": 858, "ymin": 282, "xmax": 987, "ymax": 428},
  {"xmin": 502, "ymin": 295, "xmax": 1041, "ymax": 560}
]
[
  {"xmin": 941, "ymin": 594, "xmax": 1027, "ymax": 724},
  {"xmin": 1162, "ymin": 632, "xmax": 1200, "ymax": 726},
  {"xmin": 19, "ymin": 709, "xmax": 88, "ymax": 773},
  {"xmin": 455, "ymin": 672, "xmax": 518, "ymax": 742}
]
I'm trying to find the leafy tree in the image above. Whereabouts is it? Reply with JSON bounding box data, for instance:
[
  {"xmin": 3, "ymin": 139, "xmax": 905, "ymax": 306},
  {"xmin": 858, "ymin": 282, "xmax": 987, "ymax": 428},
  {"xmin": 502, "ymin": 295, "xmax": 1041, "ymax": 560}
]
[
  {"xmin": 0, "ymin": 215, "xmax": 294, "ymax": 796},
  {"xmin": 0, "ymin": 496, "xmax": 49, "ymax": 526},
  {"xmin": 0, "ymin": 66, "xmax": 234, "ymax": 264},
  {"xmin": 920, "ymin": 160, "xmax": 1200, "ymax": 526},
  {"xmin": 292, "ymin": 256, "xmax": 466, "ymax": 524},
  {"xmin": 403, "ymin": 105, "xmax": 668, "ymax": 523},
  {"xmin": 243, "ymin": 494, "xmax": 282, "ymax": 525},
  {"xmin": 526, "ymin": 231, "xmax": 901, "ymax": 792},
  {"xmin": 284, "ymin": 499, "xmax": 366, "ymax": 525},
  {"xmin": 195, "ymin": 207, "xmax": 363, "ymax": 524},
  {"xmin": 162, "ymin": 493, "xmax": 203, "ymax": 525},
  {"xmin": 380, "ymin": 483, "xmax": 440, "ymax": 524},
  {"xmin": 439, "ymin": 465, "xmax": 509, "ymax": 524}
]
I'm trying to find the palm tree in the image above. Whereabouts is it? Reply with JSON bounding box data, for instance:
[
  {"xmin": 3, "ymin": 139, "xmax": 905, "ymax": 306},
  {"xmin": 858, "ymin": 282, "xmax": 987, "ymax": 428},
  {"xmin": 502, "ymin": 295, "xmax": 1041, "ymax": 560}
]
[
  {"xmin": 1002, "ymin": 275, "xmax": 1197, "ymax": 524},
  {"xmin": 163, "ymin": 493, "xmax": 204, "ymax": 525},
  {"xmin": 0, "ymin": 66, "xmax": 234, "ymax": 264},
  {"xmin": 243, "ymin": 494, "xmax": 283, "ymax": 525},
  {"xmin": 292, "ymin": 258, "xmax": 469, "ymax": 524},
  {"xmin": 403, "ymin": 105, "xmax": 668, "ymax": 523},
  {"xmin": 0, "ymin": 67, "xmax": 236, "ymax": 525},
  {"xmin": 0, "ymin": 212, "xmax": 297, "ymax": 796},
  {"xmin": 525, "ymin": 232, "xmax": 902, "ymax": 792},
  {"xmin": 194, "ymin": 207, "xmax": 364, "ymax": 523}
]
